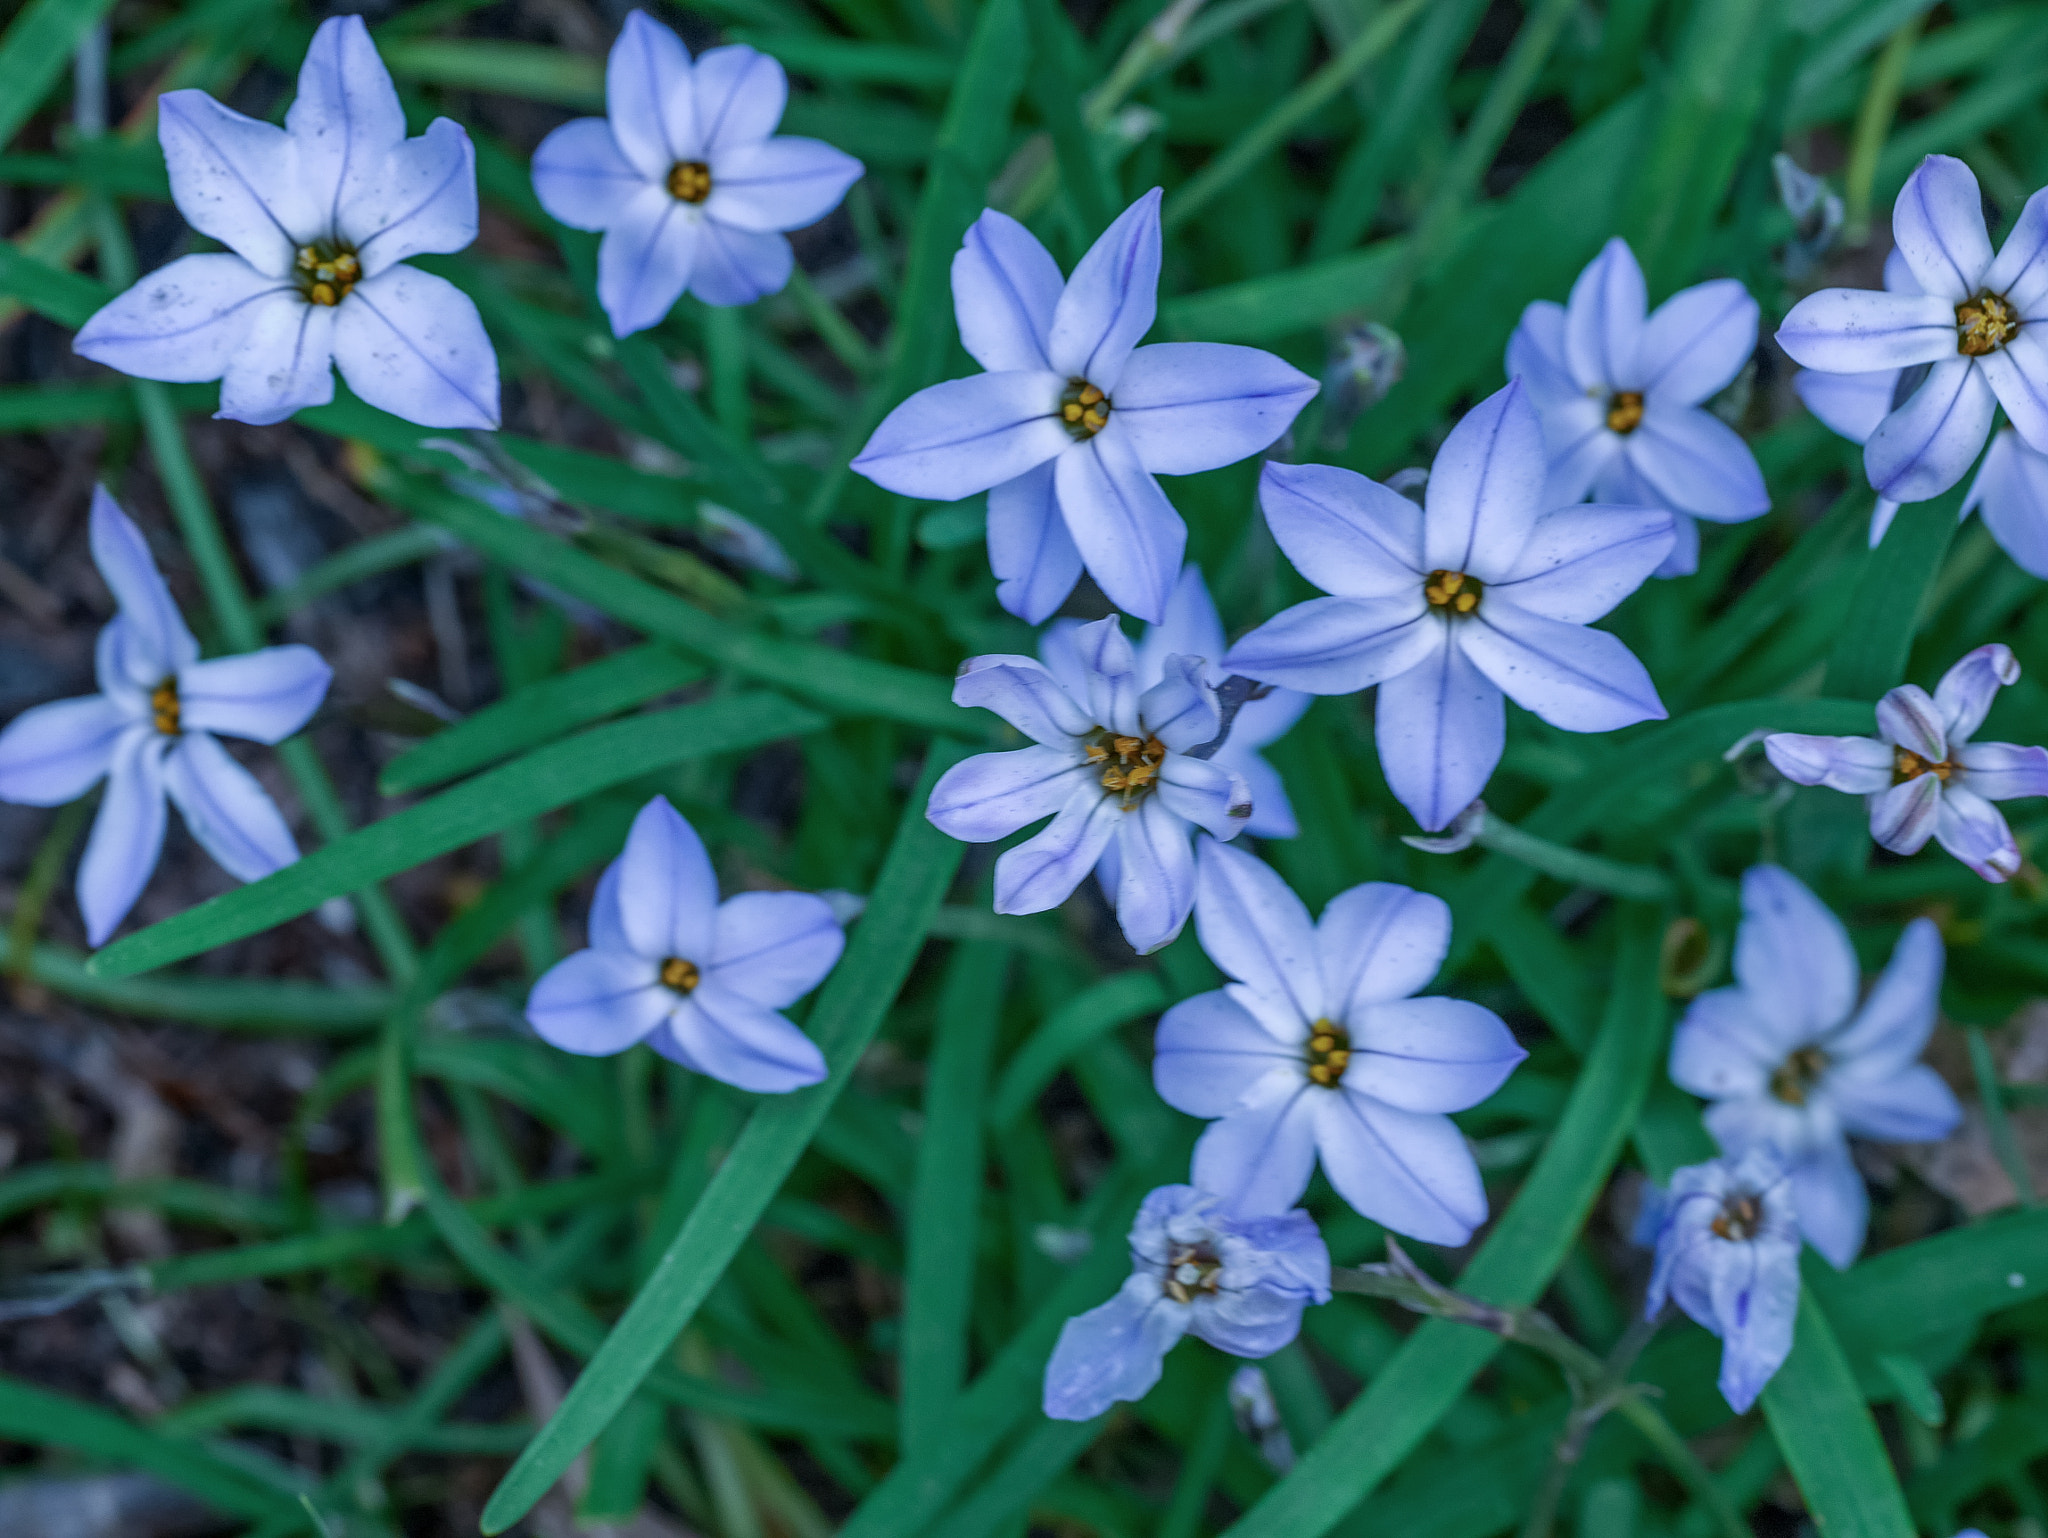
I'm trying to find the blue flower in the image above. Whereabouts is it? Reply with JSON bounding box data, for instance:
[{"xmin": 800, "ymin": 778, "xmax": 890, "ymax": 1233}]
[
  {"xmin": 1224, "ymin": 380, "xmax": 1672, "ymax": 832},
  {"xmin": 1669, "ymin": 865, "xmax": 1961, "ymax": 1268},
  {"xmin": 1779, "ymin": 153, "xmax": 2048, "ymax": 503},
  {"xmin": 1767, "ymin": 646, "xmax": 2048, "ymax": 883},
  {"xmin": 1154, "ymin": 840, "xmax": 1525, "ymax": 1243},
  {"xmin": 526, "ymin": 796, "xmax": 843, "ymax": 1092},
  {"xmin": 852, "ymin": 192, "xmax": 1317, "ymax": 624},
  {"xmin": 530, "ymin": 10, "xmax": 862, "ymax": 334},
  {"xmin": 1508, "ymin": 236, "xmax": 1768, "ymax": 576},
  {"xmin": 0, "ymin": 490, "xmax": 331, "ymax": 945},
  {"xmin": 74, "ymin": 16, "xmax": 497, "ymax": 429},
  {"xmin": 1042, "ymin": 1184, "xmax": 1330, "ymax": 1422},
  {"xmin": 1646, "ymin": 1150, "xmax": 1802, "ymax": 1414}
]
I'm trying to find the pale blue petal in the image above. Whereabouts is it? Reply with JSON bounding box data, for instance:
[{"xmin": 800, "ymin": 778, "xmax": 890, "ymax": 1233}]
[
  {"xmin": 1315, "ymin": 1089, "xmax": 1485, "ymax": 1244},
  {"xmin": 1626, "ymin": 406, "xmax": 1769, "ymax": 522},
  {"xmin": 707, "ymin": 891, "xmax": 843, "ymax": 1009},
  {"xmin": 1458, "ymin": 599, "xmax": 1665, "ymax": 732},
  {"xmin": 1934, "ymin": 642, "xmax": 2019, "ymax": 745},
  {"xmin": 1563, "ymin": 237, "xmax": 1646, "ymax": 390},
  {"xmin": 1075, "ymin": 614, "xmax": 1141, "ymax": 735},
  {"xmin": 288, "ymin": 16, "xmax": 409, "ymax": 241},
  {"xmin": 606, "ymin": 10, "xmax": 699, "ymax": 178},
  {"xmin": 688, "ymin": 220, "xmax": 792, "ymax": 306},
  {"xmin": 1220, "ymin": 747, "xmax": 1301, "ymax": 842},
  {"xmin": 527, "ymin": 947, "xmax": 669, "ymax": 1054},
  {"xmin": 1423, "ymin": 379, "xmax": 1548, "ymax": 577},
  {"xmin": 333, "ymin": 266, "xmax": 499, "ymax": 429},
  {"xmin": 1055, "ymin": 424, "xmax": 1185, "ymax": 625},
  {"xmin": 1191, "ymin": 837, "xmax": 1323, "ymax": 1022},
  {"xmin": 1154, "ymin": 993, "xmax": 1298, "ymax": 1116},
  {"xmin": 1875, "ymin": 683, "xmax": 1946, "ymax": 760},
  {"xmin": 1316, "ymin": 881, "xmax": 1449, "ymax": 1015},
  {"xmin": 1505, "ymin": 299, "xmax": 1577, "ymax": 401},
  {"xmin": 1491, "ymin": 505, "xmax": 1675, "ymax": 623},
  {"xmin": 665, "ymin": 982, "xmax": 825, "ymax": 1093},
  {"xmin": 1732, "ymin": 865, "xmax": 1858, "ymax": 1046},
  {"xmin": 1934, "ymin": 782, "xmax": 2021, "ymax": 881},
  {"xmin": 615, "ymin": 795, "xmax": 719, "ymax": 962},
  {"xmin": 852, "ymin": 371, "xmax": 1068, "ymax": 500},
  {"xmin": 994, "ymin": 791, "xmax": 1120, "ymax": 915},
  {"xmin": 1789, "ymin": 1141, "xmax": 1866, "ymax": 1270},
  {"xmin": 1668, "ymin": 987, "xmax": 1777, "ymax": 1101},
  {"xmin": 596, "ymin": 186, "xmax": 699, "ymax": 336},
  {"xmin": 1374, "ymin": 634, "xmax": 1503, "ymax": 833},
  {"xmin": 1257, "ymin": 461, "xmax": 1424, "ymax": 600},
  {"xmin": 162, "ymin": 730, "xmax": 299, "ymax": 882},
  {"xmin": 1190, "ymin": 1076, "xmax": 1320, "ymax": 1216},
  {"xmin": 531, "ymin": 117, "xmax": 646, "ymax": 231},
  {"xmin": 156, "ymin": 91, "xmax": 308, "ymax": 276},
  {"xmin": 692, "ymin": 45, "xmax": 787, "ymax": 158},
  {"xmin": 1793, "ymin": 366, "xmax": 1898, "ymax": 444},
  {"xmin": 0, "ymin": 696, "xmax": 129, "ymax": 805},
  {"xmin": 177, "ymin": 646, "xmax": 330, "ymax": 743},
  {"xmin": 989, "ymin": 461, "xmax": 1084, "ymax": 623},
  {"xmin": 1222, "ymin": 597, "xmax": 1434, "ymax": 696},
  {"xmin": 344, "ymin": 117, "xmax": 477, "ymax": 278},
  {"xmin": 1112, "ymin": 797, "xmax": 1199, "ymax": 953},
  {"xmin": 1191, "ymin": 1286, "xmax": 1307, "ymax": 1359},
  {"xmin": 1042, "ymin": 1273, "xmax": 1187, "ymax": 1420},
  {"xmin": 1639, "ymin": 278, "xmax": 1757, "ymax": 407},
  {"xmin": 952, "ymin": 209, "xmax": 1062, "ymax": 374},
  {"xmin": 1968, "ymin": 429, "xmax": 2048, "ymax": 576},
  {"xmin": 952, "ymin": 655, "xmax": 1093, "ymax": 743},
  {"xmin": 74, "ymin": 255, "xmax": 286, "ymax": 388},
  {"xmin": 78, "ymin": 730, "xmax": 171, "ymax": 948},
  {"xmin": 1831, "ymin": 1063, "xmax": 1961, "ymax": 1144},
  {"xmin": 1762, "ymin": 732, "xmax": 1893, "ymax": 794},
  {"xmin": 1346, "ymin": 997, "xmax": 1525, "ymax": 1113},
  {"xmin": 1956, "ymin": 740, "xmax": 2048, "ymax": 801},
  {"xmin": 1110, "ymin": 342, "xmax": 1316, "ymax": 475},
  {"xmin": 704, "ymin": 136, "xmax": 860, "ymax": 232},
  {"xmin": 1866, "ymin": 356, "xmax": 1996, "ymax": 503},
  {"xmin": 1986, "ymin": 182, "xmax": 2048, "ymax": 313},
  {"xmin": 1775, "ymin": 288, "xmax": 1956, "ymax": 373},
  {"xmin": 1979, "ymin": 330, "xmax": 2048, "ymax": 454},
  {"xmin": 90, "ymin": 490, "xmax": 198, "ymax": 677},
  {"xmin": 1890, "ymin": 153, "xmax": 1991, "ymax": 301},
  {"xmin": 1047, "ymin": 189, "xmax": 1162, "ymax": 389},
  {"xmin": 1869, "ymin": 774, "xmax": 1942, "ymax": 856},
  {"xmin": 217, "ymin": 292, "xmax": 336, "ymax": 425},
  {"xmin": 1708, "ymin": 1232, "xmax": 1801, "ymax": 1408},
  {"xmin": 926, "ymin": 746, "xmax": 1090, "ymax": 841}
]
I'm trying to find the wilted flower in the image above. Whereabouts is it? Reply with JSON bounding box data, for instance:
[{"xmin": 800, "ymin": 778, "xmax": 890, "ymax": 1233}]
[
  {"xmin": 1669, "ymin": 865, "xmax": 1960, "ymax": 1267},
  {"xmin": 1042, "ymin": 1184, "xmax": 1329, "ymax": 1421},
  {"xmin": 1766, "ymin": 645, "xmax": 2048, "ymax": 882},
  {"xmin": 1225, "ymin": 380, "xmax": 1672, "ymax": 831},
  {"xmin": 0, "ymin": 490, "xmax": 331, "ymax": 945},
  {"xmin": 852, "ymin": 192, "xmax": 1317, "ymax": 624},
  {"xmin": 1154, "ymin": 840, "xmax": 1525, "ymax": 1242},
  {"xmin": 74, "ymin": 16, "xmax": 497, "ymax": 429},
  {"xmin": 1507, "ymin": 237, "xmax": 1768, "ymax": 576},
  {"xmin": 928, "ymin": 614, "xmax": 1252, "ymax": 953},
  {"xmin": 1773, "ymin": 153, "xmax": 1843, "ymax": 277},
  {"xmin": 530, "ymin": 10, "xmax": 862, "ymax": 335},
  {"xmin": 526, "ymin": 796, "xmax": 843, "ymax": 1091},
  {"xmin": 1645, "ymin": 1150, "xmax": 1801, "ymax": 1413},
  {"xmin": 1779, "ymin": 154, "xmax": 2048, "ymax": 503}
]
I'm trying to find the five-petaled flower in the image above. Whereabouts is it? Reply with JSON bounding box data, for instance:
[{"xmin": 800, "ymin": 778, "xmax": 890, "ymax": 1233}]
[
  {"xmin": 1042, "ymin": 1184, "xmax": 1330, "ymax": 1422},
  {"xmin": 526, "ymin": 796, "xmax": 843, "ymax": 1091},
  {"xmin": 851, "ymin": 192, "xmax": 1318, "ymax": 624},
  {"xmin": 1225, "ymin": 379, "xmax": 1673, "ymax": 832},
  {"xmin": 1042, "ymin": 564, "xmax": 1308, "ymax": 841},
  {"xmin": 1766, "ymin": 645, "xmax": 2048, "ymax": 882},
  {"xmin": 1154, "ymin": 840, "xmax": 1526, "ymax": 1243},
  {"xmin": 1778, "ymin": 153, "xmax": 2048, "ymax": 503},
  {"xmin": 1645, "ymin": 1150, "xmax": 1802, "ymax": 1413},
  {"xmin": 1669, "ymin": 864, "xmax": 1960, "ymax": 1268},
  {"xmin": 0, "ymin": 490, "xmax": 331, "ymax": 946},
  {"xmin": 927, "ymin": 614, "xmax": 1254, "ymax": 954},
  {"xmin": 1508, "ymin": 236, "xmax": 1768, "ymax": 576},
  {"xmin": 74, "ymin": 16, "xmax": 498, "ymax": 430},
  {"xmin": 530, "ymin": 10, "xmax": 863, "ymax": 336}
]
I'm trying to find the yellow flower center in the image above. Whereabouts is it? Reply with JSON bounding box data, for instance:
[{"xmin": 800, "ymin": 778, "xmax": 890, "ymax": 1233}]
[
  {"xmin": 1606, "ymin": 390, "xmax": 1645, "ymax": 434},
  {"xmin": 295, "ymin": 242, "xmax": 360, "ymax": 307},
  {"xmin": 1710, "ymin": 1192, "xmax": 1762, "ymax": 1242},
  {"xmin": 151, "ymin": 678, "xmax": 180, "ymax": 736},
  {"xmin": 1085, "ymin": 730, "xmax": 1166, "ymax": 809},
  {"xmin": 1956, "ymin": 290, "xmax": 2019, "ymax": 356},
  {"xmin": 659, "ymin": 956, "xmax": 701, "ymax": 993},
  {"xmin": 1060, "ymin": 378, "xmax": 1111, "ymax": 440},
  {"xmin": 1162, "ymin": 1241, "xmax": 1223, "ymax": 1304},
  {"xmin": 1306, "ymin": 1019, "xmax": 1352, "ymax": 1088},
  {"xmin": 1893, "ymin": 747, "xmax": 1954, "ymax": 784},
  {"xmin": 1424, "ymin": 569, "xmax": 1483, "ymax": 615},
  {"xmin": 1768, "ymin": 1045, "xmax": 1829, "ymax": 1106},
  {"xmin": 667, "ymin": 160, "xmax": 713, "ymax": 203}
]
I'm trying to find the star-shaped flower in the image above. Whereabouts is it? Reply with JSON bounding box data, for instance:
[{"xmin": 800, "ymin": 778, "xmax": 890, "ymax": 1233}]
[
  {"xmin": 526, "ymin": 796, "xmax": 843, "ymax": 1092},
  {"xmin": 0, "ymin": 490, "xmax": 331, "ymax": 945},
  {"xmin": 531, "ymin": 10, "xmax": 863, "ymax": 336},
  {"xmin": 74, "ymin": 16, "xmax": 498, "ymax": 429},
  {"xmin": 1766, "ymin": 645, "xmax": 2048, "ymax": 882},
  {"xmin": 1042, "ymin": 1184, "xmax": 1329, "ymax": 1422},
  {"xmin": 1645, "ymin": 1150, "xmax": 1801, "ymax": 1413},
  {"xmin": 851, "ymin": 193, "xmax": 1318, "ymax": 624},
  {"xmin": 1779, "ymin": 154, "xmax": 2048, "ymax": 503},
  {"xmin": 1154, "ymin": 839, "xmax": 1526, "ymax": 1242},
  {"xmin": 927, "ymin": 614, "xmax": 1253, "ymax": 954},
  {"xmin": 1669, "ymin": 864, "xmax": 1960, "ymax": 1267},
  {"xmin": 1508, "ymin": 237, "xmax": 1768, "ymax": 577},
  {"xmin": 1224, "ymin": 379, "xmax": 1672, "ymax": 832}
]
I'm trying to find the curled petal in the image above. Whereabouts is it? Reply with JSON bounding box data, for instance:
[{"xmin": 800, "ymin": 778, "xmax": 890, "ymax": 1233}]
[
  {"xmin": 1192, "ymin": 838, "xmax": 1322, "ymax": 1022},
  {"xmin": 1934, "ymin": 782, "xmax": 2022, "ymax": 881},
  {"xmin": 333, "ymin": 266, "xmax": 499, "ymax": 429},
  {"xmin": 1316, "ymin": 882, "xmax": 1449, "ymax": 1016},
  {"xmin": 1042, "ymin": 1274, "xmax": 1187, "ymax": 1421},
  {"xmin": 162, "ymin": 730, "xmax": 299, "ymax": 882},
  {"xmin": 1793, "ymin": 366, "xmax": 1898, "ymax": 445},
  {"xmin": 1968, "ymin": 427, "xmax": 2048, "ymax": 578},
  {"xmin": 1315, "ymin": 1091, "xmax": 1485, "ymax": 1245},
  {"xmin": 1977, "ymin": 329, "xmax": 2048, "ymax": 453},
  {"xmin": 528, "ymin": 946, "xmax": 668, "ymax": 1054},
  {"xmin": 852, "ymin": 372, "xmax": 1068, "ymax": 500},
  {"xmin": 1626, "ymin": 406, "xmax": 1769, "ymax": 522},
  {"xmin": 1424, "ymin": 379, "xmax": 1548, "ymax": 578},
  {"xmin": 217, "ymin": 293, "xmax": 337, "ymax": 425},
  {"xmin": 1112, "ymin": 798, "xmax": 1199, "ymax": 953},
  {"xmin": 665, "ymin": 982, "xmax": 826, "ymax": 1093},
  {"xmin": 1707, "ymin": 1233, "xmax": 1801, "ymax": 1409},
  {"xmin": 1154, "ymin": 993, "xmax": 1299, "ymax": 1116},
  {"xmin": 288, "ymin": 16, "xmax": 407, "ymax": 235},
  {"xmin": 1048, "ymin": 189, "xmax": 1162, "ymax": 389},
  {"xmin": 77, "ymin": 731, "xmax": 171, "ymax": 948},
  {"xmin": 926, "ymin": 746, "xmax": 1089, "ymax": 842},
  {"xmin": 0, "ymin": 697, "xmax": 130, "ymax": 805},
  {"xmin": 531, "ymin": 117, "xmax": 645, "ymax": 231},
  {"xmin": 1762, "ymin": 732, "xmax": 1893, "ymax": 794},
  {"xmin": 1869, "ymin": 774, "xmax": 1942, "ymax": 856},
  {"xmin": 1257, "ymin": 461, "xmax": 1424, "ymax": 600},
  {"xmin": 595, "ymin": 185, "xmax": 699, "ymax": 337},
  {"xmin": 1564, "ymin": 237, "xmax": 1646, "ymax": 390},
  {"xmin": 1222, "ymin": 597, "xmax": 1434, "ymax": 697},
  {"xmin": 157, "ymin": 92, "xmax": 308, "ymax": 276},
  {"xmin": 952, "ymin": 655, "xmax": 1093, "ymax": 744},
  {"xmin": 1493, "ymin": 506, "xmax": 1674, "ymax": 624},
  {"xmin": 606, "ymin": 10, "xmax": 700, "ymax": 178},
  {"xmin": 1891, "ymin": 154, "xmax": 1992, "ymax": 301},
  {"xmin": 692, "ymin": 45, "xmax": 788, "ymax": 158},
  {"xmin": 1866, "ymin": 356, "xmax": 1997, "ymax": 503},
  {"xmin": 1055, "ymin": 425, "xmax": 1186, "ymax": 625},
  {"xmin": 1191, "ymin": 1285, "xmax": 1308, "ymax": 1359},
  {"xmin": 1932, "ymin": 642, "xmax": 2018, "ymax": 744},
  {"xmin": 1956, "ymin": 740, "xmax": 2048, "ymax": 801},
  {"xmin": 1347, "ymin": 997, "xmax": 1526, "ymax": 1113},
  {"xmin": 1459, "ymin": 601, "xmax": 1665, "ymax": 732},
  {"xmin": 705, "ymin": 136, "xmax": 860, "ymax": 233},
  {"xmin": 1375, "ymin": 636, "xmax": 1504, "ymax": 833},
  {"xmin": 1190, "ymin": 1077, "xmax": 1320, "ymax": 1216},
  {"xmin": 685, "ymin": 217, "xmax": 792, "ymax": 308},
  {"xmin": 1775, "ymin": 288, "xmax": 1957, "ymax": 373},
  {"xmin": 1732, "ymin": 865, "xmax": 1858, "ymax": 1045},
  {"xmin": 1875, "ymin": 683, "xmax": 1946, "ymax": 760},
  {"xmin": 1221, "ymin": 747, "xmax": 1298, "ymax": 841},
  {"xmin": 177, "ymin": 646, "xmax": 331, "ymax": 744},
  {"xmin": 707, "ymin": 891, "xmax": 844, "ymax": 1009},
  {"xmin": 73, "ymin": 253, "xmax": 287, "ymax": 386},
  {"xmin": 1111, "ymin": 342, "xmax": 1316, "ymax": 476},
  {"xmin": 994, "ymin": 792, "xmax": 1119, "ymax": 915},
  {"xmin": 1829, "ymin": 1063, "xmax": 1961, "ymax": 1144},
  {"xmin": 953, "ymin": 209, "xmax": 1062, "ymax": 373},
  {"xmin": 1640, "ymin": 278, "xmax": 1758, "ymax": 407},
  {"xmin": 989, "ymin": 462, "xmax": 1084, "ymax": 624},
  {"xmin": 90, "ymin": 489, "xmax": 198, "ymax": 679},
  {"xmin": 614, "ymin": 795, "xmax": 719, "ymax": 963}
]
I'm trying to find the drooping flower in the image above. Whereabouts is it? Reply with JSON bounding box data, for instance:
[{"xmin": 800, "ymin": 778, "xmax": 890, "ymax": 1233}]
[
  {"xmin": 1042, "ymin": 563, "xmax": 1308, "ymax": 840},
  {"xmin": 1778, "ymin": 154, "xmax": 2048, "ymax": 503},
  {"xmin": 527, "ymin": 796, "xmax": 841, "ymax": 1092},
  {"xmin": 0, "ymin": 489, "xmax": 331, "ymax": 946},
  {"xmin": 530, "ymin": 11, "xmax": 862, "ymax": 336},
  {"xmin": 73, "ymin": 16, "xmax": 497, "ymax": 429},
  {"xmin": 1766, "ymin": 645, "xmax": 2048, "ymax": 882},
  {"xmin": 851, "ymin": 193, "xmax": 1318, "ymax": 625},
  {"xmin": 1154, "ymin": 840, "xmax": 1526, "ymax": 1242},
  {"xmin": 927, "ymin": 615, "xmax": 1253, "ymax": 953},
  {"xmin": 1507, "ymin": 237, "xmax": 1767, "ymax": 576},
  {"xmin": 1669, "ymin": 865, "xmax": 1960, "ymax": 1268},
  {"xmin": 1224, "ymin": 380, "xmax": 1672, "ymax": 832},
  {"xmin": 1042, "ymin": 1184, "xmax": 1330, "ymax": 1421},
  {"xmin": 1645, "ymin": 1150, "xmax": 1801, "ymax": 1413}
]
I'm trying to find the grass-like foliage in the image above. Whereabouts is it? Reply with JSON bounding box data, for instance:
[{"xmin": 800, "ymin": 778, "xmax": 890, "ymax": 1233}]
[{"xmin": 0, "ymin": 0, "xmax": 2046, "ymax": 1536}]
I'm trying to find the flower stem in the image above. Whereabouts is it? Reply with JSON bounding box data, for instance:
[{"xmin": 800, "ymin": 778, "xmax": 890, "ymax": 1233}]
[{"xmin": 1476, "ymin": 816, "xmax": 1675, "ymax": 903}]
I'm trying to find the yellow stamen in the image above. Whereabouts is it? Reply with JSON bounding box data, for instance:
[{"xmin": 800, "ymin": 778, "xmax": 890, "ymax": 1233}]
[
  {"xmin": 151, "ymin": 679, "xmax": 180, "ymax": 736},
  {"xmin": 295, "ymin": 242, "xmax": 360, "ymax": 306},
  {"xmin": 1424, "ymin": 569, "xmax": 1484, "ymax": 614},
  {"xmin": 1957, "ymin": 291, "xmax": 2019, "ymax": 356},
  {"xmin": 1089, "ymin": 729, "xmax": 1167, "ymax": 809},
  {"xmin": 1768, "ymin": 1045, "xmax": 1828, "ymax": 1106},
  {"xmin": 1893, "ymin": 747, "xmax": 1954, "ymax": 783},
  {"xmin": 667, "ymin": 160, "xmax": 713, "ymax": 203},
  {"xmin": 1161, "ymin": 1242, "xmax": 1223, "ymax": 1304},
  {"xmin": 1306, "ymin": 1019, "xmax": 1352, "ymax": 1087},
  {"xmin": 1711, "ymin": 1193, "xmax": 1761, "ymax": 1242},
  {"xmin": 659, "ymin": 957, "xmax": 701, "ymax": 993},
  {"xmin": 1606, "ymin": 390, "xmax": 1644, "ymax": 434},
  {"xmin": 1059, "ymin": 377, "xmax": 1112, "ymax": 440}
]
